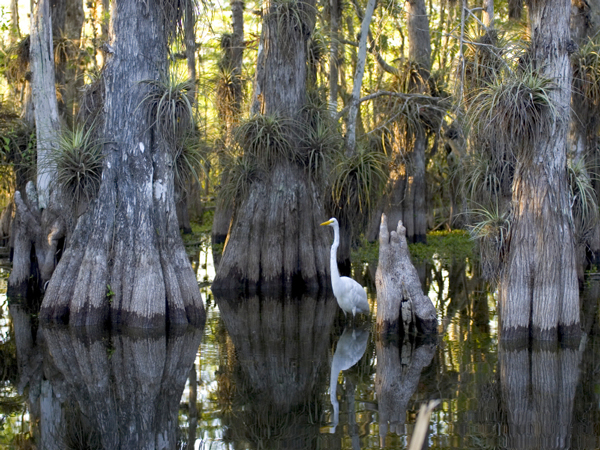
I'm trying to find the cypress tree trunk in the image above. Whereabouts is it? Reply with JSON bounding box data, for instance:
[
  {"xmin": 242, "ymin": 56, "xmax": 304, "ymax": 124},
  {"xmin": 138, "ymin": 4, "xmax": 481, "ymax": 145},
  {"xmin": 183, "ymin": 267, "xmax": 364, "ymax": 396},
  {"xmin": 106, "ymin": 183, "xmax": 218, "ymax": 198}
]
[
  {"xmin": 8, "ymin": 0, "xmax": 65, "ymax": 303},
  {"xmin": 369, "ymin": 0, "xmax": 431, "ymax": 244},
  {"xmin": 212, "ymin": 2, "xmax": 245, "ymax": 246},
  {"xmin": 213, "ymin": 0, "xmax": 331, "ymax": 293},
  {"xmin": 499, "ymin": 0, "xmax": 580, "ymax": 341},
  {"xmin": 40, "ymin": 0, "xmax": 205, "ymax": 328}
]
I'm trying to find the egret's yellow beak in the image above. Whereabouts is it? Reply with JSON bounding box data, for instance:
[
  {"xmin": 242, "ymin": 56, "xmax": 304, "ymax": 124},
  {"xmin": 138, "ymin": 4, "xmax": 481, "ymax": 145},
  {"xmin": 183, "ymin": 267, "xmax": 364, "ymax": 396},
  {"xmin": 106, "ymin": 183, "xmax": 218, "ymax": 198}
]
[{"xmin": 320, "ymin": 219, "xmax": 334, "ymax": 226}]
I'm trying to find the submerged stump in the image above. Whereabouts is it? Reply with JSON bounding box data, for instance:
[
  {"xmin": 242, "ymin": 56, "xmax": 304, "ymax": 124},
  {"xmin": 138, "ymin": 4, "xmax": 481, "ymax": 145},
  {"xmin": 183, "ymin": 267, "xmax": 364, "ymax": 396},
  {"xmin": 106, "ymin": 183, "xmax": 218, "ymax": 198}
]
[{"xmin": 375, "ymin": 214, "xmax": 437, "ymax": 336}]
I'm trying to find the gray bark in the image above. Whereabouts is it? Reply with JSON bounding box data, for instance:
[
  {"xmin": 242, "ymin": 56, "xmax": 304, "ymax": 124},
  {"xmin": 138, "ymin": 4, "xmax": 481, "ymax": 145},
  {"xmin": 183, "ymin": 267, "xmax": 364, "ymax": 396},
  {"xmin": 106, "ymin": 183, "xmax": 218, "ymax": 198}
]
[
  {"xmin": 328, "ymin": 0, "xmax": 341, "ymax": 114},
  {"xmin": 39, "ymin": 0, "xmax": 206, "ymax": 328},
  {"xmin": 345, "ymin": 0, "xmax": 376, "ymax": 154},
  {"xmin": 30, "ymin": 0, "xmax": 60, "ymax": 210},
  {"xmin": 8, "ymin": 188, "xmax": 64, "ymax": 300},
  {"xmin": 214, "ymin": 0, "xmax": 331, "ymax": 292},
  {"xmin": 213, "ymin": 163, "xmax": 330, "ymax": 292},
  {"xmin": 499, "ymin": 0, "xmax": 580, "ymax": 341},
  {"xmin": 9, "ymin": 0, "xmax": 20, "ymax": 43},
  {"xmin": 375, "ymin": 214, "xmax": 437, "ymax": 336}
]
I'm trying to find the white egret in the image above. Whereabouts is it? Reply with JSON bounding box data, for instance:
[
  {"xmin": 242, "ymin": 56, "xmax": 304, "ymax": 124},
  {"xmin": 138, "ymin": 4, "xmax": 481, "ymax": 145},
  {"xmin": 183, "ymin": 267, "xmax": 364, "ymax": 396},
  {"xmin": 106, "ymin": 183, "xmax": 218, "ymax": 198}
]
[{"xmin": 320, "ymin": 218, "xmax": 370, "ymax": 318}]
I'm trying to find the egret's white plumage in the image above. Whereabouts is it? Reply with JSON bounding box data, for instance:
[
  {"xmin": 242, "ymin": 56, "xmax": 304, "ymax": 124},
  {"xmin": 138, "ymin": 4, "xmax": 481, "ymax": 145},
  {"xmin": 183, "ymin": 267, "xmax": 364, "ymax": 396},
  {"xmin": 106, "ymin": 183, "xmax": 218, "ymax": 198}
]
[{"xmin": 320, "ymin": 218, "xmax": 370, "ymax": 318}]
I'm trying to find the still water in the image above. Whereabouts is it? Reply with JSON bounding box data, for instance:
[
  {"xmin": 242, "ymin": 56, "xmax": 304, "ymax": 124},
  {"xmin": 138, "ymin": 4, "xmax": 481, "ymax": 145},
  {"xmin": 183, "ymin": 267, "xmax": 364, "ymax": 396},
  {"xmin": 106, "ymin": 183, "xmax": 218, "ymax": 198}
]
[{"xmin": 1, "ymin": 244, "xmax": 600, "ymax": 449}]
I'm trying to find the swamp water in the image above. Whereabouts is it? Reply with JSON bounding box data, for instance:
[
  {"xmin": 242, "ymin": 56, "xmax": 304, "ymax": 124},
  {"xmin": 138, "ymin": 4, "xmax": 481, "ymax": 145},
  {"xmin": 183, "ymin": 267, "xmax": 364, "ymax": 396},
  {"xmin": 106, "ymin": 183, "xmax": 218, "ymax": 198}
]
[{"xmin": 1, "ymin": 243, "xmax": 600, "ymax": 449}]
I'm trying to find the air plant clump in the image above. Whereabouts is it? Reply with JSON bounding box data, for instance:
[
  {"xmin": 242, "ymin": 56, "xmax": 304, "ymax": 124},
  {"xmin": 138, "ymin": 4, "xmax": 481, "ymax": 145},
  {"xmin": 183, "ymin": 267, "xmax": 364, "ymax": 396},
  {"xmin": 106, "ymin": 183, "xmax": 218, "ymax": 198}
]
[
  {"xmin": 268, "ymin": 0, "xmax": 314, "ymax": 57},
  {"xmin": 298, "ymin": 105, "xmax": 341, "ymax": 181},
  {"xmin": 468, "ymin": 65, "xmax": 557, "ymax": 160},
  {"xmin": 572, "ymin": 36, "xmax": 600, "ymax": 130},
  {"xmin": 215, "ymin": 63, "xmax": 242, "ymax": 125},
  {"xmin": 568, "ymin": 156, "xmax": 599, "ymax": 242},
  {"xmin": 52, "ymin": 123, "xmax": 103, "ymax": 207},
  {"xmin": 468, "ymin": 204, "xmax": 512, "ymax": 282},
  {"xmin": 173, "ymin": 131, "xmax": 210, "ymax": 194},
  {"xmin": 234, "ymin": 114, "xmax": 298, "ymax": 171},
  {"xmin": 331, "ymin": 145, "xmax": 388, "ymax": 214},
  {"xmin": 141, "ymin": 68, "xmax": 195, "ymax": 146},
  {"xmin": 461, "ymin": 30, "xmax": 506, "ymax": 94},
  {"xmin": 218, "ymin": 153, "xmax": 261, "ymax": 206}
]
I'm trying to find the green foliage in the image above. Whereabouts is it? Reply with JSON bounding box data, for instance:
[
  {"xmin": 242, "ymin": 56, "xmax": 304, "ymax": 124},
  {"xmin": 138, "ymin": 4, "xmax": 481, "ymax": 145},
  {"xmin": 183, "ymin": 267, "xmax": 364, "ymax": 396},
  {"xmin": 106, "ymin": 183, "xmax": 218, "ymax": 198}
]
[
  {"xmin": 299, "ymin": 104, "xmax": 342, "ymax": 181},
  {"xmin": 468, "ymin": 204, "xmax": 511, "ymax": 281},
  {"xmin": 572, "ymin": 35, "xmax": 600, "ymax": 117},
  {"xmin": 174, "ymin": 131, "xmax": 210, "ymax": 193},
  {"xmin": 234, "ymin": 113, "xmax": 298, "ymax": 170},
  {"xmin": 468, "ymin": 65, "xmax": 558, "ymax": 155},
  {"xmin": 351, "ymin": 238, "xmax": 379, "ymax": 264},
  {"xmin": 409, "ymin": 229, "xmax": 474, "ymax": 266},
  {"xmin": 568, "ymin": 156, "xmax": 599, "ymax": 241},
  {"xmin": 331, "ymin": 145, "xmax": 388, "ymax": 213},
  {"xmin": 52, "ymin": 123, "xmax": 103, "ymax": 206},
  {"xmin": 141, "ymin": 68, "xmax": 195, "ymax": 145}
]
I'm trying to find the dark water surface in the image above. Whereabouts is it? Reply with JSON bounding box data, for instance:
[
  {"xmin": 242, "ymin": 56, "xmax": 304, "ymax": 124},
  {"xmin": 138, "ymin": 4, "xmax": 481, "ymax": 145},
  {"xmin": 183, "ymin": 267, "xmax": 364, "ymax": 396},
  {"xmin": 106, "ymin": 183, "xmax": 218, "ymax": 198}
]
[{"xmin": 1, "ymin": 252, "xmax": 600, "ymax": 449}]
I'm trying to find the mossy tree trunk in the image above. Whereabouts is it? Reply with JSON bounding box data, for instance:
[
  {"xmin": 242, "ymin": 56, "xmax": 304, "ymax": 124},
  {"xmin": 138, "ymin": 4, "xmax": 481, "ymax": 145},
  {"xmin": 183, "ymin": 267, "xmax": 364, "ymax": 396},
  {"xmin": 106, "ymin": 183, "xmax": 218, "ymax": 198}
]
[
  {"xmin": 212, "ymin": 0, "xmax": 331, "ymax": 293},
  {"xmin": 499, "ymin": 0, "xmax": 580, "ymax": 341},
  {"xmin": 39, "ymin": 0, "xmax": 205, "ymax": 328}
]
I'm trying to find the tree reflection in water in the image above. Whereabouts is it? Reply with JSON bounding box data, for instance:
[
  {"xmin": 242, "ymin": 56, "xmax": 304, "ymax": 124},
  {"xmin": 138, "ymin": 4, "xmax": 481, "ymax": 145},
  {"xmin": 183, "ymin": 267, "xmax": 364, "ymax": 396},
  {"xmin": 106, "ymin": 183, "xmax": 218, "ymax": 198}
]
[
  {"xmin": 5, "ymin": 258, "xmax": 600, "ymax": 449},
  {"xmin": 8, "ymin": 304, "xmax": 204, "ymax": 450},
  {"xmin": 214, "ymin": 292, "xmax": 338, "ymax": 449}
]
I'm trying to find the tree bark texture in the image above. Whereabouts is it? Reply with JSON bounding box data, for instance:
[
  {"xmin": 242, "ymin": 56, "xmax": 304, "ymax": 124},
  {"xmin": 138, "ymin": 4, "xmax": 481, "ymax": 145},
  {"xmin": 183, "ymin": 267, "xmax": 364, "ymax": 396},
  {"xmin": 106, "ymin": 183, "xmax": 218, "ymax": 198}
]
[
  {"xmin": 8, "ymin": 189, "xmax": 64, "ymax": 302},
  {"xmin": 8, "ymin": 0, "xmax": 66, "ymax": 306},
  {"xmin": 375, "ymin": 214, "xmax": 437, "ymax": 336},
  {"xmin": 41, "ymin": 326, "xmax": 203, "ymax": 449},
  {"xmin": 40, "ymin": 0, "xmax": 206, "ymax": 328},
  {"xmin": 499, "ymin": 0, "xmax": 580, "ymax": 341},
  {"xmin": 499, "ymin": 342, "xmax": 581, "ymax": 449},
  {"xmin": 328, "ymin": 0, "xmax": 341, "ymax": 113},
  {"xmin": 215, "ymin": 0, "xmax": 331, "ymax": 293},
  {"xmin": 346, "ymin": 0, "xmax": 376, "ymax": 154},
  {"xmin": 30, "ymin": 0, "xmax": 60, "ymax": 210},
  {"xmin": 213, "ymin": 163, "xmax": 330, "ymax": 292},
  {"xmin": 482, "ymin": 0, "xmax": 494, "ymax": 29}
]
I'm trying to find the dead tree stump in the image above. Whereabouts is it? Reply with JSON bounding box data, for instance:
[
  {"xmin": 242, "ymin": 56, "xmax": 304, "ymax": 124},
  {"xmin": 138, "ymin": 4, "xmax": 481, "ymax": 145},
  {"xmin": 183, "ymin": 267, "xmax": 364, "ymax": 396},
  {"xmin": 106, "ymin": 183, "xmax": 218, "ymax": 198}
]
[{"xmin": 376, "ymin": 214, "xmax": 437, "ymax": 336}]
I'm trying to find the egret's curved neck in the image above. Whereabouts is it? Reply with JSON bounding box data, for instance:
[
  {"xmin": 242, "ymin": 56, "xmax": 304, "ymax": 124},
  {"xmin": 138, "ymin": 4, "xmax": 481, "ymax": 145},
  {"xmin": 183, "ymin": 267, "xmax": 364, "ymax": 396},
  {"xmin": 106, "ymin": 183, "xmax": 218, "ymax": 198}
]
[{"xmin": 329, "ymin": 222, "xmax": 340, "ymax": 282}]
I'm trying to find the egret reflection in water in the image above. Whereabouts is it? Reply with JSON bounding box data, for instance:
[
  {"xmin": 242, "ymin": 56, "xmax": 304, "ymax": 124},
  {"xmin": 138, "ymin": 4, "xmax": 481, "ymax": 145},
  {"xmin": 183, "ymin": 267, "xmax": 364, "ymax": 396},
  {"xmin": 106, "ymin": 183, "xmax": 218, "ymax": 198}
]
[{"xmin": 326, "ymin": 325, "xmax": 369, "ymax": 433}]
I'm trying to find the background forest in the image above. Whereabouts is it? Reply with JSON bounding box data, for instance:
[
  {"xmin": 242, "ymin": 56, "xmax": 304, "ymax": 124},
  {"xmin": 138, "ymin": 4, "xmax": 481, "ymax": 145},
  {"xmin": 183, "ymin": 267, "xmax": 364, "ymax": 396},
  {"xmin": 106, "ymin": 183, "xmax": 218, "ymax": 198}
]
[{"xmin": 0, "ymin": 0, "xmax": 595, "ymax": 300}]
